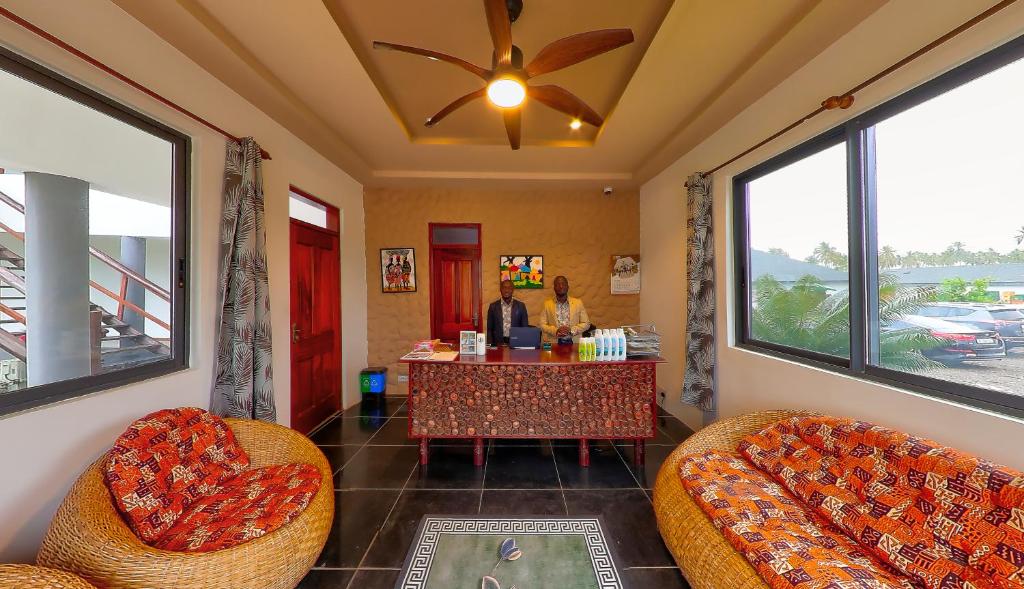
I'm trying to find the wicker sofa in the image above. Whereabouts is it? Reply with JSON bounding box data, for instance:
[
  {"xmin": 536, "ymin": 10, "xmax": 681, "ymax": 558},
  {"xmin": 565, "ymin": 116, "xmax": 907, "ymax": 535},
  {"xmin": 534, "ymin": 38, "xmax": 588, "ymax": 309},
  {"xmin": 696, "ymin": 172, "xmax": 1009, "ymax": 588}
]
[
  {"xmin": 0, "ymin": 564, "xmax": 97, "ymax": 589},
  {"xmin": 36, "ymin": 417, "xmax": 334, "ymax": 589}
]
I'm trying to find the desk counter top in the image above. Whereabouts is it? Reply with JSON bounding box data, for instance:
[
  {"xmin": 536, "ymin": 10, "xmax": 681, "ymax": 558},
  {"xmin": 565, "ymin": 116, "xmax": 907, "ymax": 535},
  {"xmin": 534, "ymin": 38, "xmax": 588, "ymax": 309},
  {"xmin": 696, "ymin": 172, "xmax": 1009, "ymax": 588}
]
[{"xmin": 400, "ymin": 344, "xmax": 664, "ymax": 366}]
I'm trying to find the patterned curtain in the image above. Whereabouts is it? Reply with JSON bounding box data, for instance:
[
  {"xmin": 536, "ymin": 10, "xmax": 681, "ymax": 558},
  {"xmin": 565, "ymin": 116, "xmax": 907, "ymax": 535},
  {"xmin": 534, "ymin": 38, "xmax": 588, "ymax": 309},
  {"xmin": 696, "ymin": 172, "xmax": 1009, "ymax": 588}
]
[
  {"xmin": 211, "ymin": 137, "xmax": 275, "ymax": 421},
  {"xmin": 681, "ymin": 172, "xmax": 716, "ymax": 415}
]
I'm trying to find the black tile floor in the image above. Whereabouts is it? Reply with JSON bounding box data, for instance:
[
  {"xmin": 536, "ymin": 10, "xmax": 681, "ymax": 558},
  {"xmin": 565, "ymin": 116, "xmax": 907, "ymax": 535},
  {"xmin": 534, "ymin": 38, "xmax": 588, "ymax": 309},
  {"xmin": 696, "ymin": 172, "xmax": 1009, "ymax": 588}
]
[{"xmin": 299, "ymin": 396, "xmax": 693, "ymax": 589}]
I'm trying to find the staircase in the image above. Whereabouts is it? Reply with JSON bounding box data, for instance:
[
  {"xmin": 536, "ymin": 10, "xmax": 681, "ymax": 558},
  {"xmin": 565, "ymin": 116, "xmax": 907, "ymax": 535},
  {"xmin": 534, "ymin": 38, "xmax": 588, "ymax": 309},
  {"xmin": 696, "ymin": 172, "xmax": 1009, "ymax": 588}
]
[{"xmin": 0, "ymin": 190, "xmax": 171, "ymax": 374}]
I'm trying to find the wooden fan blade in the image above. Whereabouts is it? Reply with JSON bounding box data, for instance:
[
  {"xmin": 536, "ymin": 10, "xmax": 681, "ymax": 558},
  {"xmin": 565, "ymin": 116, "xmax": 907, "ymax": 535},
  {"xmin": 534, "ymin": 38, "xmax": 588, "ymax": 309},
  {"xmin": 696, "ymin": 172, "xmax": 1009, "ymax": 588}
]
[
  {"xmin": 528, "ymin": 85, "xmax": 603, "ymax": 128},
  {"xmin": 525, "ymin": 29, "xmax": 634, "ymax": 78},
  {"xmin": 425, "ymin": 88, "xmax": 487, "ymax": 127},
  {"xmin": 483, "ymin": 0, "xmax": 513, "ymax": 66},
  {"xmin": 373, "ymin": 41, "xmax": 490, "ymax": 80},
  {"xmin": 503, "ymin": 109, "xmax": 521, "ymax": 150}
]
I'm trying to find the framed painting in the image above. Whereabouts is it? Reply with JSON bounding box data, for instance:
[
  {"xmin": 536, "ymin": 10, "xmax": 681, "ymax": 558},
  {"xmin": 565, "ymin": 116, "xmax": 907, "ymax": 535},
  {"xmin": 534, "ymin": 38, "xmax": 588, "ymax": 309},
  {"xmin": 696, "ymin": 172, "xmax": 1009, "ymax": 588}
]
[
  {"xmin": 610, "ymin": 254, "xmax": 641, "ymax": 294},
  {"xmin": 499, "ymin": 255, "xmax": 543, "ymax": 289},
  {"xmin": 381, "ymin": 247, "xmax": 417, "ymax": 293}
]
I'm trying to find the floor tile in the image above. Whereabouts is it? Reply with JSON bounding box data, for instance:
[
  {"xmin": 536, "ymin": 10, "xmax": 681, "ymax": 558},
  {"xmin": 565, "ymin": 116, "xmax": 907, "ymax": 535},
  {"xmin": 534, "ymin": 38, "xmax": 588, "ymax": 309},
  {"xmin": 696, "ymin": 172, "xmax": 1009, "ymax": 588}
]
[
  {"xmin": 656, "ymin": 416, "xmax": 694, "ymax": 444},
  {"xmin": 564, "ymin": 489, "xmax": 675, "ymax": 568},
  {"xmin": 553, "ymin": 442, "xmax": 640, "ymax": 489},
  {"xmin": 479, "ymin": 489, "xmax": 567, "ymax": 516},
  {"xmin": 318, "ymin": 445, "xmax": 364, "ymax": 473},
  {"xmin": 316, "ymin": 490, "xmax": 400, "ymax": 568},
  {"xmin": 362, "ymin": 490, "xmax": 481, "ymax": 568},
  {"xmin": 623, "ymin": 567, "xmax": 690, "ymax": 589},
  {"xmin": 335, "ymin": 445, "xmax": 417, "ymax": 489},
  {"xmin": 390, "ymin": 402, "xmax": 408, "ymax": 418},
  {"xmin": 296, "ymin": 569, "xmax": 354, "ymax": 589},
  {"xmin": 617, "ymin": 444, "xmax": 676, "ymax": 490},
  {"xmin": 312, "ymin": 416, "xmax": 388, "ymax": 445},
  {"xmin": 484, "ymin": 444, "xmax": 560, "ymax": 489},
  {"xmin": 347, "ymin": 569, "xmax": 400, "ymax": 589},
  {"xmin": 365, "ymin": 417, "xmax": 416, "ymax": 445},
  {"xmin": 409, "ymin": 445, "xmax": 485, "ymax": 489}
]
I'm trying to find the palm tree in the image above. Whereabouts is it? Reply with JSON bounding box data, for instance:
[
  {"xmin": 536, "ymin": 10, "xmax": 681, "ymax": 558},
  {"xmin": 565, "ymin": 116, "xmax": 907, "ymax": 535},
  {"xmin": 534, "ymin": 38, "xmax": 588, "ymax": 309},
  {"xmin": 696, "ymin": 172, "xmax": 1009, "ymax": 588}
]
[
  {"xmin": 1016, "ymin": 226, "xmax": 1024, "ymax": 246},
  {"xmin": 751, "ymin": 274, "xmax": 940, "ymax": 372},
  {"xmin": 767, "ymin": 247, "xmax": 790, "ymax": 258},
  {"xmin": 878, "ymin": 246, "xmax": 901, "ymax": 269},
  {"xmin": 807, "ymin": 242, "xmax": 848, "ymax": 270}
]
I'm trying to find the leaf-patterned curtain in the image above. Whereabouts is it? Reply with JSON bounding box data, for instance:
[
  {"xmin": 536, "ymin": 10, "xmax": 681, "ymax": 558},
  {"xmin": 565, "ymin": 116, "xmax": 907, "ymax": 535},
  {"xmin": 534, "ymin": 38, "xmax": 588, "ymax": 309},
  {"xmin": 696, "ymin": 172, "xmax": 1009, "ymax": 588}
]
[
  {"xmin": 681, "ymin": 172, "xmax": 716, "ymax": 415},
  {"xmin": 212, "ymin": 137, "xmax": 275, "ymax": 421}
]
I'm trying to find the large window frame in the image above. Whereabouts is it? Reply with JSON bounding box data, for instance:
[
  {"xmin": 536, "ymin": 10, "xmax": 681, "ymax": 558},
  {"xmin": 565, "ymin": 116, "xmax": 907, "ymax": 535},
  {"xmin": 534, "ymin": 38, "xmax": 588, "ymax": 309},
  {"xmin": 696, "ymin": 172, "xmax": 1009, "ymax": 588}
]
[
  {"xmin": 0, "ymin": 46, "xmax": 190, "ymax": 416},
  {"xmin": 733, "ymin": 34, "xmax": 1024, "ymax": 419}
]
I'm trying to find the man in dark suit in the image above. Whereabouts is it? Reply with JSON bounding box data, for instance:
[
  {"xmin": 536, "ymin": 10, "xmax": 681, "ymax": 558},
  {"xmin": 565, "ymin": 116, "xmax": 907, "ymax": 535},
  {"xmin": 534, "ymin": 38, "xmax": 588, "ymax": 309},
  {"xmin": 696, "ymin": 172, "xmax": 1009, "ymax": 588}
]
[{"xmin": 487, "ymin": 279, "xmax": 528, "ymax": 346}]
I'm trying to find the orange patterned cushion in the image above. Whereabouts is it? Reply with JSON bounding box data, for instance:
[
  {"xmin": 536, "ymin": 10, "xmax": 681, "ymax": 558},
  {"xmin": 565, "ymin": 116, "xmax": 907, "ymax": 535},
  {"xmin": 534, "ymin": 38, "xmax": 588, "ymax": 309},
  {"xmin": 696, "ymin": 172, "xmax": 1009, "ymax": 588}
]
[
  {"xmin": 679, "ymin": 450, "xmax": 916, "ymax": 589},
  {"xmin": 152, "ymin": 463, "xmax": 321, "ymax": 552},
  {"xmin": 739, "ymin": 416, "xmax": 1024, "ymax": 589},
  {"xmin": 104, "ymin": 408, "xmax": 250, "ymax": 542}
]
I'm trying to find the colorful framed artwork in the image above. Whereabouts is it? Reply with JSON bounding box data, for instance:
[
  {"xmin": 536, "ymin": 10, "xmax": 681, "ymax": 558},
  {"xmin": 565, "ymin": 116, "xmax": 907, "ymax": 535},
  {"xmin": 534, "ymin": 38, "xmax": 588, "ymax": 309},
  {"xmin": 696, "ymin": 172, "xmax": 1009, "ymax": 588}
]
[
  {"xmin": 499, "ymin": 255, "xmax": 544, "ymax": 289},
  {"xmin": 610, "ymin": 254, "xmax": 641, "ymax": 294},
  {"xmin": 381, "ymin": 247, "xmax": 417, "ymax": 293}
]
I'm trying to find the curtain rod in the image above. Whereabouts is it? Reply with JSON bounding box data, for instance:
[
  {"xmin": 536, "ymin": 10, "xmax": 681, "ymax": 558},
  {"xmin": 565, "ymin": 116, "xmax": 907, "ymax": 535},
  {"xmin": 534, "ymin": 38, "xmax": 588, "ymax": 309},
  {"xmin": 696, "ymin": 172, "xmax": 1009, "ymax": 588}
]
[
  {"xmin": 689, "ymin": 0, "xmax": 1016, "ymax": 183},
  {"xmin": 0, "ymin": 6, "xmax": 271, "ymax": 160}
]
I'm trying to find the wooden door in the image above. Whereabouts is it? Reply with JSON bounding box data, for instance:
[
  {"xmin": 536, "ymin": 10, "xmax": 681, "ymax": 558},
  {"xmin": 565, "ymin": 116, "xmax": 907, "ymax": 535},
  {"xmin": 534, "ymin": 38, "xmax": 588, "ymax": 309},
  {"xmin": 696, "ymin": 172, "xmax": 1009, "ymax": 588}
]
[
  {"xmin": 290, "ymin": 219, "xmax": 341, "ymax": 434},
  {"xmin": 432, "ymin": 249, "xmax": 481, "ymax": 342}
]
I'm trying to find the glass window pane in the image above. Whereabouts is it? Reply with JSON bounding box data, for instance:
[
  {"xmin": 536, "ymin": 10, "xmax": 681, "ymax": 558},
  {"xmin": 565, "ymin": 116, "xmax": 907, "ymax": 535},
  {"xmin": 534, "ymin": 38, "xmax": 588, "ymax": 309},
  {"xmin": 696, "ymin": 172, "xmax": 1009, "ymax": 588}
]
[
  {"xmin": 289, "ymin": 191, "xmax": 328, "ymax": 227},
  {"xmin": 432, "ymin": 225, "xmax": 479, "ymax": 245},
  {"xmin": 871, "ymin": 55, "xmax": 1024, "ymax": 398},
  {"xmin": 746, "ymin": 142, "xmax": 850, "ymax": 358}
]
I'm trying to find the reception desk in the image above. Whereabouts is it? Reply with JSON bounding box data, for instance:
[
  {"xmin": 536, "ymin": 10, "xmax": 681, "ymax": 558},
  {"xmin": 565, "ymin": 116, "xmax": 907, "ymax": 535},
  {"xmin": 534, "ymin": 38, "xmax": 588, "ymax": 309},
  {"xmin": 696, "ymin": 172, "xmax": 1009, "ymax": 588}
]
[{"xmin": 401, "ymin": 345, "xmax": 663, "ymax": 467}]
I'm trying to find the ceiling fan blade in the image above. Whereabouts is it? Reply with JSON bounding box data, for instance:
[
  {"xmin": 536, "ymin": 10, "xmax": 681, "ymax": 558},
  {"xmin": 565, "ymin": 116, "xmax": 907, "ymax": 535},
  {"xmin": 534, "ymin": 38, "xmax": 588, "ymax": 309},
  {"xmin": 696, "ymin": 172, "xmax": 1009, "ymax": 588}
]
[
  {"xmin": 373, "ymin": 41, "xmax": 490, "ymax": 80},
  {"xmin": 483, "ymin": 0, "xmax": 513, "ymax": 66},
  {"xmin": 528, "ymin": 85, "xmax": 603, "ymax": 128},
  {"xmin": 425, "ymin": 88, "xmax": 486, "ymax": 127},
  {"xmin": 503, "ymin": 109, "xmax": 521, "ymax": 150},
  {"xmin": 525, "ymin": 29, "xmax": 634, "ymax": 78}
]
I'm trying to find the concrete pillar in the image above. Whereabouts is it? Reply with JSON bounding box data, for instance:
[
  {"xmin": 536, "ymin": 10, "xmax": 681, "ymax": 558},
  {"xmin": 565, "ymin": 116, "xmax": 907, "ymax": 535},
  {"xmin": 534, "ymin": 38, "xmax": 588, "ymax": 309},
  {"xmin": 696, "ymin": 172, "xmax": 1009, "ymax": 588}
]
[
  {"xmin": 24, "ymin": 172, "xmax": 91, "ymax": 386},
  {"xmin": 120, "ymin": 236, "xmax": 147, "ymax": 335}
]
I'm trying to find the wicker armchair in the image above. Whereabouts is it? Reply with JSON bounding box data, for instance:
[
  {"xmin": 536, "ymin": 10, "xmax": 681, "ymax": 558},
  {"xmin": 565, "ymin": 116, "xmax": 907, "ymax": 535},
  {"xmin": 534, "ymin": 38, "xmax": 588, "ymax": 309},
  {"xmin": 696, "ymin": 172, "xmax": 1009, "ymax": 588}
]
[
  {"xmin": 652, "ymin": 410, "xmax": 815, "ymax": 589},
  {"xmin": 0, "ymin": 565, "xmax": 97, "ymax": 588},
  {"xmin": 37, "ymin": 418, "xmax": 334, "ymax": 589}
]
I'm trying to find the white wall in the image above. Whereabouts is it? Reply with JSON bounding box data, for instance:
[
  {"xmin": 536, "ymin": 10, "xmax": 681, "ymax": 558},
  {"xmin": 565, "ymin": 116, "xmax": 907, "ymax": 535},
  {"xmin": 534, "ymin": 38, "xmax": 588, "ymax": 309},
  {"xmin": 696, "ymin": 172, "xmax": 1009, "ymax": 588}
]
[
  {"xmin": 0, "ymin": 0, "xmax": 368, "ymax": 562},
  {"xmin": 640, "ymin": 0, "xmax": 1024, "ymax": 463}
]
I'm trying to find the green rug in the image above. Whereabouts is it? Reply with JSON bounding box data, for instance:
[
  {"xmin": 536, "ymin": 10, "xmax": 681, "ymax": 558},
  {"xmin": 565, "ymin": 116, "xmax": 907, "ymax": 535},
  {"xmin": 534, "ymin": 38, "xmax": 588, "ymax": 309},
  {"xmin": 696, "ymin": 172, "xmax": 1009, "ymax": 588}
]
[{"xmin": 396, "ymin": 517, "xmax": 626, "ymax": 589}]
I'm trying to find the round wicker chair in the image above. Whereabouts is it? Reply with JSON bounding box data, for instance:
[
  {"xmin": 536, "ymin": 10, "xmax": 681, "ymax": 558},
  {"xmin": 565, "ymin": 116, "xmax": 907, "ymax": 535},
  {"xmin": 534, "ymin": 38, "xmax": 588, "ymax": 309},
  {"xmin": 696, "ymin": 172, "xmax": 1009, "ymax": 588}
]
[
  {"xmin": 0, "ymin": 565, "xmax": 97, "ymax": 589},
  {"xmin": 652, "ymin": 410, "xmax": 815, "ymax": 589},
  {"xmin": 36, "ymin": 418, "xmax": 334, "ymax": 589}
]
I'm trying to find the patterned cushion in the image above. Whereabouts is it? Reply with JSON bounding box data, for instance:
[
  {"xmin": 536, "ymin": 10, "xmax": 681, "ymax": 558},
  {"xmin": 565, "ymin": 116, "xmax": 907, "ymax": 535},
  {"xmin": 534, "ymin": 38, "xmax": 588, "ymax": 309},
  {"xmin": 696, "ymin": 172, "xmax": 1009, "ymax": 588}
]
[
  {"xmin": 679, "ymin": 450, "xmax": 916, "ymax": 589},
  {"xmin": 152, "ymin": 463, "xmax": 321, "ymax": 552},
  {"xmin": 739, "ymin": 416, "xmax": 1024, "ymax": 589},
  {"xmin": 104, "ymin": 408, "xmax": 250, "ymax": 542}
]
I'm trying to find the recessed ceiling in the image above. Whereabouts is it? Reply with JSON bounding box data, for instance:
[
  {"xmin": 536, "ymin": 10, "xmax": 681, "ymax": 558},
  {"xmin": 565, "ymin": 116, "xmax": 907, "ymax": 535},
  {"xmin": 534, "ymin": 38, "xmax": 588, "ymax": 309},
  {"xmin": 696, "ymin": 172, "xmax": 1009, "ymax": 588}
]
[
  {"xmin": 110, "ymin": 0, "xmax": 891, "ymax": 187},
  {"xmin": 325, "ymin": 0, "xmax": 672, "ymax": 147}
]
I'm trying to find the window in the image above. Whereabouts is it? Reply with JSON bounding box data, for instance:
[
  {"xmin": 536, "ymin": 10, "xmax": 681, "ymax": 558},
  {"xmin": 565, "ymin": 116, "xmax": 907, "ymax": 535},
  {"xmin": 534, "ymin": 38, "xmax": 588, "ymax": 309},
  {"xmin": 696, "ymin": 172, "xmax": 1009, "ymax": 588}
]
[
  {"xmin": 734, "ymin": 35, "xmax": 1024, "ymax": 416},
  {"xmin": 0, "ymin": 47, "xmax": 189, "ymax": 414}
]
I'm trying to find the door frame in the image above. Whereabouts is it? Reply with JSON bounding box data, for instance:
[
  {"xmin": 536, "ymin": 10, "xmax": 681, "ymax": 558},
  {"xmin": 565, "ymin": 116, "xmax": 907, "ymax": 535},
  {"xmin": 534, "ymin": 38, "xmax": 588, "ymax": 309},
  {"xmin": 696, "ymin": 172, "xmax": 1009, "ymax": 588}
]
[
  {"xmin": 428, "ymin": 222, "xmax": 482, "ymax": 341},
  {"xmin": 289, "ymin": 185, "xmax": 342, "ymax": 432}
]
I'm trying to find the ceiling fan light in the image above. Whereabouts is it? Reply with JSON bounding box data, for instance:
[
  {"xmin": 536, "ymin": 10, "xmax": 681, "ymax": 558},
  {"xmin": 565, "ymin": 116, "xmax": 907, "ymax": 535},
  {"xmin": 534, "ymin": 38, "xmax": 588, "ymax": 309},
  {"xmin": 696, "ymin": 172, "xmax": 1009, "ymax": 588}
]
[
  {"xmin": 569, "ymin": 118, "xmax": 582, "ymax": 130},
  {"xmin": 487, "ymin": 78, "xmax": 526, "ymax": 108}
]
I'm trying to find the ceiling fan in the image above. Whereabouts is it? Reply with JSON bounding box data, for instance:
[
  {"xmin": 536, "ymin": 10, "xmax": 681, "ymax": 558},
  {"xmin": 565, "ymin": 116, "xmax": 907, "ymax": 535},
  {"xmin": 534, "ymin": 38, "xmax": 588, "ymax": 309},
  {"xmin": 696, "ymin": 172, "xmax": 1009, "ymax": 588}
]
[{"xmin": 372, "ymin": 0, "xmax": 634, "ymax": 150}]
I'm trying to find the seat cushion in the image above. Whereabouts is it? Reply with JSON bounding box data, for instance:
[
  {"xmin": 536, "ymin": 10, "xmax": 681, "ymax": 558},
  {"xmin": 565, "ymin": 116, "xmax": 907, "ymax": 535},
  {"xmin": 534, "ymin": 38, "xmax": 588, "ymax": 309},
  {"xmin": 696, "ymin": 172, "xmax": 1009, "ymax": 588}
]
[
  {"xmin": 739, "ymin": 416, "xmax": 1024, "ymax": 589},
  {"xmin": 104, "ymin": 408, "xmax": 250, "ymax": 542},
  {"xmin": 679, "ymin": 449, "xmax": 916, "ymax": 589},
  {"xmin": 152, "ymin": 462, "xmax": 322, "ymax": 552}
]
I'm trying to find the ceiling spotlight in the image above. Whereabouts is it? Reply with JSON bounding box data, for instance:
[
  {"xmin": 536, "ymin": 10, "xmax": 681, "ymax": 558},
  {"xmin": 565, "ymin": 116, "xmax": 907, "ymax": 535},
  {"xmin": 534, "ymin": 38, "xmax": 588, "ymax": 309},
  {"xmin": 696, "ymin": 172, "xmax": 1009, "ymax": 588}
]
[
  {"xmin": 569, "ymin": 118, "xmax": 582, "ymax": 130},
  {"xmin": 487, "ymin": 78, "xmax": 526, "ymax": 108},
  {"xmin": 426, "ymin": 56, "xmax": 439, "ymax": 61}
]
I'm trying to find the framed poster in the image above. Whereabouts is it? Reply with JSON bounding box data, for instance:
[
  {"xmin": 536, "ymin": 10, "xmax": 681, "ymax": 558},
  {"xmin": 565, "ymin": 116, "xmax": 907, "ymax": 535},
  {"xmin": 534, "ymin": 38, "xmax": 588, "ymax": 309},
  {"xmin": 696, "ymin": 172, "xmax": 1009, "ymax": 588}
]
[
  {"xmin": 499, "ymin": 255, "xmax": 544, "ymax": 289},
  {"xmin": 381, "ymin": 247, "xmax": 417, "ymax": 293},
  {"xmin": 610, "ymin": 254, "xmax": 641, "ymax": 294}
]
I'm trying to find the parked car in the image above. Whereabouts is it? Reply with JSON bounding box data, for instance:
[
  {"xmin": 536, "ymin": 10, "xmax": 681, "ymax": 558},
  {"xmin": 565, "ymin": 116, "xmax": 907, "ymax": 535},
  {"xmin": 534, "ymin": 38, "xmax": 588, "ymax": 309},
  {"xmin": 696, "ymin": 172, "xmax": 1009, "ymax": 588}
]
[
  {"xmin": 886, "ymin": 314, "xmax": 1006, "ymax": 365},
  {"xmin": 915, "ymin": 303, "xmax": 1024, "ymax": 348}
]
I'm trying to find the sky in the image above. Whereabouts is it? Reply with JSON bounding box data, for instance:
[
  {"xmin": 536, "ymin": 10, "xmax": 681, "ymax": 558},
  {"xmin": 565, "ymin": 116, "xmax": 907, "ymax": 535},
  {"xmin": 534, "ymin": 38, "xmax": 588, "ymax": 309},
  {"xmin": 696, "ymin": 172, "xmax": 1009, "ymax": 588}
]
[{"xmin": 748, "ymin": 55, "xmax": 1024, "ymax": 262}]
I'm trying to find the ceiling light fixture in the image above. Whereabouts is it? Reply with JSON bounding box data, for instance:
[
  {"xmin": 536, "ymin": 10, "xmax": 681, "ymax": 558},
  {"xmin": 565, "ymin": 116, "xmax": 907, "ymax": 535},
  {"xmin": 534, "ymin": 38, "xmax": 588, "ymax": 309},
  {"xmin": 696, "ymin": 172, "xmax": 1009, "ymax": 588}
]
[
  {"xmin": 569, "ymin": 118, "xmax": 582, "ymax": 130},
  {"xmin": 486, "ymin": 77, "xmax": 526, "ymax": 108}
]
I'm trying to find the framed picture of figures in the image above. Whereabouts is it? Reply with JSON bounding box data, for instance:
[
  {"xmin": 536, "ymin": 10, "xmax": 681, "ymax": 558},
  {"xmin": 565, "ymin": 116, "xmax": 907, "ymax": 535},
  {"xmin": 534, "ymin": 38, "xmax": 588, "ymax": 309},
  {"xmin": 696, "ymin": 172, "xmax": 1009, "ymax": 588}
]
[
  {"xmin": 499, "ymin": 255, "xmax": 544, "ymax": 289},
  {"xmin": 610, "ymin": 254, "xmax": 641, "ymax": 294},
  {"xmin": 381, "ymin": 248, "xmax": 417, "ymax": 293}
]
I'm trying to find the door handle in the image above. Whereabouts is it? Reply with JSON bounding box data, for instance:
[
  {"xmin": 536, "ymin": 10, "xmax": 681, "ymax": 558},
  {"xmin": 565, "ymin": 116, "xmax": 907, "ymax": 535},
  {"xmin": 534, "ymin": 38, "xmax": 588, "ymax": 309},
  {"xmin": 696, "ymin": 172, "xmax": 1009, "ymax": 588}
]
[{"xmin": 292, "ymin": 323, "xmax": 301, "ymax": 343}]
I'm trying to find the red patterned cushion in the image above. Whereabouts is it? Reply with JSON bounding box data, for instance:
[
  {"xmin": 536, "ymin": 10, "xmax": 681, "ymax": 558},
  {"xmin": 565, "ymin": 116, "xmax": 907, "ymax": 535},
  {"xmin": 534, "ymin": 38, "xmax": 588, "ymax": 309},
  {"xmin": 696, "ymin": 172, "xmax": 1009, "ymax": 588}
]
[
  {"xmin": 739, "ymin": 416, "xmax": 1024, "ymax": 589},
  {"xmin": 679, "ymin": 450, "xmax": 916, "ymax": 589},
  {"xmin": 104, "ymin": 408, "xmax": 250, "ymax": 542},
  {"xmin": 152, "ymin": 463, "xmax": 321, "ymax": 552}
]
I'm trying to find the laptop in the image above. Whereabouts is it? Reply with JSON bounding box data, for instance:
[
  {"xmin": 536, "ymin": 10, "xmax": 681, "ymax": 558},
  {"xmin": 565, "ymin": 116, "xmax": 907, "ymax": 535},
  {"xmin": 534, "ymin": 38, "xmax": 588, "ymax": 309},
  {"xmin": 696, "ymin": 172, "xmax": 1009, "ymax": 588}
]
[{"xmin": 509, "ymin": 326, "xmax": 541, "ymax": 349}]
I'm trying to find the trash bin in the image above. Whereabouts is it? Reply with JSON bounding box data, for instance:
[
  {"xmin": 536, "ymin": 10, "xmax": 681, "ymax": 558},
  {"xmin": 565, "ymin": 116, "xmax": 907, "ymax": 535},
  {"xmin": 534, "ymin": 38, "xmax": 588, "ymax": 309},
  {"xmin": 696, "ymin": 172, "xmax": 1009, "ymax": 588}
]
[{"xmin": 360, "ymin": 366, "xmax": 388, "ymax": 397}]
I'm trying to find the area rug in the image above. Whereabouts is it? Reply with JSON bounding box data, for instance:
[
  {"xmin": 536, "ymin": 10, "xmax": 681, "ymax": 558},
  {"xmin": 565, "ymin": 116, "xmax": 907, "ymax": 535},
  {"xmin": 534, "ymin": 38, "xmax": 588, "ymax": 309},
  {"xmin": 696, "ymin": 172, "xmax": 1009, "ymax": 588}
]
[{"xmin": 396, "ymin": 516, "xmax": 626, "ymax": 589}]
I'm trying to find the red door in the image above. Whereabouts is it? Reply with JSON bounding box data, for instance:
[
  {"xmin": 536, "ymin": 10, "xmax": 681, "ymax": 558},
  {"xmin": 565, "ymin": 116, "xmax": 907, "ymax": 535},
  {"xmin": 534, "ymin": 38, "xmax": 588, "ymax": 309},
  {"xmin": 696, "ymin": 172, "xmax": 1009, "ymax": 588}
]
[
  {"xmin": 429, "ymin": 223, "xmax": 481, "ymax": 343},
  {"xmin": 289, "ymin": 195, "xmax": 341, "ymax": 434}
]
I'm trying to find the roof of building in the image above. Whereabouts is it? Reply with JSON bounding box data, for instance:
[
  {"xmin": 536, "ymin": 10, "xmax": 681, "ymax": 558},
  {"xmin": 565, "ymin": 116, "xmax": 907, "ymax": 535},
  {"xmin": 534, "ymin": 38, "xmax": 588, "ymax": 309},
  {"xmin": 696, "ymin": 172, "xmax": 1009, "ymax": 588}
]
[{"xmin": 750, "ymin": 250, "xmax": 846, "ymax": 283}]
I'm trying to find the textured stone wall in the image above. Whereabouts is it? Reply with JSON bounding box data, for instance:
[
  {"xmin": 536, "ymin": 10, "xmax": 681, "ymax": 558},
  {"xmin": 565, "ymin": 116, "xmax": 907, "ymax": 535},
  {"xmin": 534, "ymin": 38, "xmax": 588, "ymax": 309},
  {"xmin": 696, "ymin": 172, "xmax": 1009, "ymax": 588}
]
[{"xmin": 364, "ymin": 187, "xmax": 641, "ymax": 388}]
